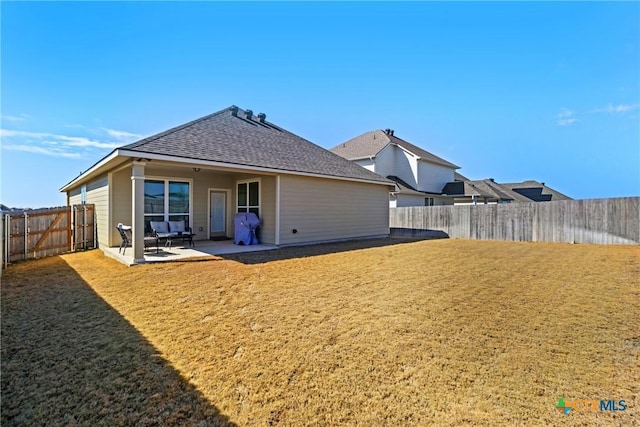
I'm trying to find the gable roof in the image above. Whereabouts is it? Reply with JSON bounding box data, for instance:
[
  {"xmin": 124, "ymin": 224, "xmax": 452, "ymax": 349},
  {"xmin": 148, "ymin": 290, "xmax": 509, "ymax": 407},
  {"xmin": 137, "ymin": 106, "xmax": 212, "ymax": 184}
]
[
  {"xmin": 330, "ymin": 129, "xmax": 459, "ymax": 169},
  {"xmin": 61, "ymin": 106, "xmax": 393, "ymax": 191}
]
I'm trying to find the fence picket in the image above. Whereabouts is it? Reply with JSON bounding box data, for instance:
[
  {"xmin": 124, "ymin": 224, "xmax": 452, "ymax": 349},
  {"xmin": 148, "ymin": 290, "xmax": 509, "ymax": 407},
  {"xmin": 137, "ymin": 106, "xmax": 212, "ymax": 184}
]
[
  {"xmin": 390, "ymin": 197, "xmax": 640, "ymax": 245},
  {"xmin": 1, "ymin": 204, "xmax": 96, "ymax": 267}
]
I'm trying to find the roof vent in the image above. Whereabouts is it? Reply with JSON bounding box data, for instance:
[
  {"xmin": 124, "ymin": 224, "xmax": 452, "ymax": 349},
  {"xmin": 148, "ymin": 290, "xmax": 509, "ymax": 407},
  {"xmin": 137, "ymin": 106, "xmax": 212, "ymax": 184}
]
[
  {"xmin": 230, "ymin": 105, "xmax": 239, "ymax": 117},
  {"xmin": 257, "ymin": 113, "xmax": 266, "ymax": 123},
  {"xmin": 541, "ymin": 182, "xmax": 545, "ymax": 186},
  {"xmin": 489, "ymin": 178, "xmax": 495, "ymax": 182},
  {"xmin": 245, "ymin": 109, "xmax": 253, "ymax": 120},
  {"xmin": 390, "ymin": 129, "xmax": 394, "ymax": 136}
]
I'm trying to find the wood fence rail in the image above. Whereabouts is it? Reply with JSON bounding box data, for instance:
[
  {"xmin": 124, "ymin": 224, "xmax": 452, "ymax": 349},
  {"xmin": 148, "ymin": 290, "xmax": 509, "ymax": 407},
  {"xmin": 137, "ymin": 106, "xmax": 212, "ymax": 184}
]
[
  {"xmin": 2, "ymin": 204, "xmax": 95, "ymax": 268},
  {"xmin": 390, "ymin": 197, "xmax": 640, "ymax": 245}
]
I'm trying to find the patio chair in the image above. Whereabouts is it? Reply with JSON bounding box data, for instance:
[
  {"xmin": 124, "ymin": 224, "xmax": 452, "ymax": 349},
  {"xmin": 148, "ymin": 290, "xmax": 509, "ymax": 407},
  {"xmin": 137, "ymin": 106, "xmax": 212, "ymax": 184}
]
[{"xmin": 117, "ymin": 223, "xmax": 131, "ymax": 254}]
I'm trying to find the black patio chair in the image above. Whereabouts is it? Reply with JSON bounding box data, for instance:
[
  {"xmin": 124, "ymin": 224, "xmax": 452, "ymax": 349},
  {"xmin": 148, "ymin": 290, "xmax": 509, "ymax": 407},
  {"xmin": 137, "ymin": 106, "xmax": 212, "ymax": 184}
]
[{"xmin": 117, "ymin": 223, "xmax": 131, "ymax": 255}]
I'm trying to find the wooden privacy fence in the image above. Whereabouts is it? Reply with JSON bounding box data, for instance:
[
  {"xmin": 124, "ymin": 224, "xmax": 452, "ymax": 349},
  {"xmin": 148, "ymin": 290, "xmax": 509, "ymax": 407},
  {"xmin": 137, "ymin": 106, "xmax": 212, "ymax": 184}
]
[
  {"xmin": 2, "ymin": 204, "xmax": 96, "ymax": 267},
  {"xmin": 390, "ymin": 197, "xmax": 640, "ymax": 245}
]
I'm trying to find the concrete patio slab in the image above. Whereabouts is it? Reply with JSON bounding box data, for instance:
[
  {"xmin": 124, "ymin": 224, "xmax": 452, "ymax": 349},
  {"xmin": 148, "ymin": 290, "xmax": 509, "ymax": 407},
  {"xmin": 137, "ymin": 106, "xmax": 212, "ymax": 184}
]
[{"xmin": 102, "ymin": 240, "xmax": 277, "ymax": 266}]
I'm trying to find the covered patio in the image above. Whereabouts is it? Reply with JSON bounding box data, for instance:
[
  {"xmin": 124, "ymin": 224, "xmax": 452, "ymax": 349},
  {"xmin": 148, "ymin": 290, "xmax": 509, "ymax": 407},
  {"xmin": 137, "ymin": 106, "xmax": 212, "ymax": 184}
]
[{"xmin": 103, "ymin": 239, "xmax": 277, "ymax": 266}]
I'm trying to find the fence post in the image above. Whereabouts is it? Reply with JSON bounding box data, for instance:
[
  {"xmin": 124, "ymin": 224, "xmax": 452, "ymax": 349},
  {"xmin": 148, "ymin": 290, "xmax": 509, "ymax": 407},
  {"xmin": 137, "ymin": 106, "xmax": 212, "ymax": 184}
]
[
  {"xmin": 23, "ymin": 211, "xmax": 28, "ymax": 261},
  {"xmin": 71, "ymin": 205, "xmax": 76, "ymax": 251},
  {"xmin": 3, "ymin": 214, "xmax": 8, "ymax": 269},
  {"xmin": 83, "ymin": 204, "xmax": 87, "ymax": 249}
]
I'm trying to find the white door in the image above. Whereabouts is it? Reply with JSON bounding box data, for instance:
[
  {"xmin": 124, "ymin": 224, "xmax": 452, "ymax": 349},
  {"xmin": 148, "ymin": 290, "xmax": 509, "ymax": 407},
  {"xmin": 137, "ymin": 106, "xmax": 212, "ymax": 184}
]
[{"xmin": 210, "ymin": 191, "xmax": 226, "ymax": 238}]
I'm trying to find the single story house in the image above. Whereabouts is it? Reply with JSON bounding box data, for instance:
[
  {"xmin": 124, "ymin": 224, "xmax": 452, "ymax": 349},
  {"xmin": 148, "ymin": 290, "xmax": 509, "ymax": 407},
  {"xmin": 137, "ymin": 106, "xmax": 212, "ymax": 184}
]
[{"xmin": 60, "ymin": 106, "xmax": 394, "ymax": 263}]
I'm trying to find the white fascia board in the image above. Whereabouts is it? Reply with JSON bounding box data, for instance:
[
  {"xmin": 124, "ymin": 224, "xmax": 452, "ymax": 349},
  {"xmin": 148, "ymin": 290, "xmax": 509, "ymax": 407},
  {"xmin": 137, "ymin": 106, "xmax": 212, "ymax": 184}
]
[
  {"xmin": 118, "ymin": 150, "xmax": 395, "ymax": 187},
  {"xmin": 59, "ymin": 149, "xmax": 123, "ymax": 193}
]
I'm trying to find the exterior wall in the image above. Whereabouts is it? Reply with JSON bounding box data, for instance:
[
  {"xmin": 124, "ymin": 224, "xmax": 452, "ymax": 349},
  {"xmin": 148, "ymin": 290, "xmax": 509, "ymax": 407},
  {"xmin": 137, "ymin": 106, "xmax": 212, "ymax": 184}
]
[
  {"xmin": 68, "ymin": 187, "xmax": 82, "ymax": 206},
  {"xmin": 111, "ymin": 167, "xmax": 132, "ymax": 246},
  {"xmin": 279, "ymin": 175, "xmax": 390, "ymax": 245},
  {"xmin": 373, "ymin": 145, "xmax": 417, "ymax": 188},
  {"xmin": 144, "ymin": 164, "xmax": 237, "ymax": 242},
  {"xmin": 395, "ymin": 194, "xmax": 454, "ymax": 208},
  {"xmin": 417, "ymin": 161, "xmax": 455, "ymax": 193},
  {"xmin": 259, "ymin": 176, "xmax": 276, "ymax": 244},
  {"xmin": 354, "ymin": 159, "xmax": 375, "ymax": 172},
  {"xmin": 84, "ymin": 175, "xmax": 109, "ymax": 248},
  {"xmin": 232, "ymin": 174, "xmax": 277, "ymax": 245}
]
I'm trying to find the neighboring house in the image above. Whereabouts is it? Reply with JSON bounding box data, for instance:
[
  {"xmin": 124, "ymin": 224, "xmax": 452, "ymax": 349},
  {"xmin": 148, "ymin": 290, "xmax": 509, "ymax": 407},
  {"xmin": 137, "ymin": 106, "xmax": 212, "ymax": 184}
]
[
  {"xmin": 441, "ymin": 178, "xmax": 571, "ymax": 204},
  {"xmin": 60, "ymin": 106, "xmax": 394, "ymax": 263},
  {"xmin": 330, "ymin": 129, "xmax": 460, "ymax": 207}
]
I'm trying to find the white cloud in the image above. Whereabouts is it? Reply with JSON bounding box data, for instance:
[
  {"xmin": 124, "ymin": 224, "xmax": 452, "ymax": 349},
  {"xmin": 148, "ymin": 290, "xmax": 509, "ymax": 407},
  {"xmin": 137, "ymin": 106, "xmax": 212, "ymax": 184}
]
[
  {"xmin": 591, "ymin": 103, "xmax": 640, "ymax": 114},
  {"xmin": 102, "ymin": 128, "xmax": 143, "ymax": 141},
  {"xmin": 1, "ymin": 125, "xmax": 141, "ymax": 159},
  {"xmin": 2, "ymin": 144, "xmax": 81, "ymax": 158},
  {"xmin": 1, "ymin": 114, "xmax": 31, "ymax": 122},
  {"xmin": 557, "ymin": 109, "xmax": 577, "ymax": 126}
]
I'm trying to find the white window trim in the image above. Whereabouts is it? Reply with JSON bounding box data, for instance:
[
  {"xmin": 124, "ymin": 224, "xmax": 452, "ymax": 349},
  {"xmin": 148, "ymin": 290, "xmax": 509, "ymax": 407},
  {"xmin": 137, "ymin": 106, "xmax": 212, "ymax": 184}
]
[
  {"xmin": 144, "ymin": 176, "xmax": 194, "ymax": 227},
  {"xmin": 236, "ymin": 177, "xmax": 261, "ymax": 217}
]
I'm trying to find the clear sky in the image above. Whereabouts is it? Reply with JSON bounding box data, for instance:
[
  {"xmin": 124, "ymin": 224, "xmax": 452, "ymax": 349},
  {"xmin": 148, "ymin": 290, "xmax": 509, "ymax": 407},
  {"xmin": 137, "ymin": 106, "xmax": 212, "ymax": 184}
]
[{"xmin": 1, "ymin": 1, "xmax": 639, "ymax": 208}]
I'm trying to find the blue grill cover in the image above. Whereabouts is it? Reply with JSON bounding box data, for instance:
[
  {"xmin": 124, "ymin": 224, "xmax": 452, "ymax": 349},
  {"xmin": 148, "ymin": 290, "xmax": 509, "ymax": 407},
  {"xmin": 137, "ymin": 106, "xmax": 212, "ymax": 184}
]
[{"xmin": 233, "ymin": 212, "xmax": 260, "ymax": 245}]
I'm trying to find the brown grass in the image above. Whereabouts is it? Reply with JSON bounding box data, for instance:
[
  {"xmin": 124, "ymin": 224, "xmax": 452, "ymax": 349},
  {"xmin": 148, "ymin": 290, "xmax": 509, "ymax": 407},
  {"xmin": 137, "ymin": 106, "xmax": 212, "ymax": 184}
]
[{"xmin": 2, "ymin": 239, "xmax": 639, "ymax": 425}]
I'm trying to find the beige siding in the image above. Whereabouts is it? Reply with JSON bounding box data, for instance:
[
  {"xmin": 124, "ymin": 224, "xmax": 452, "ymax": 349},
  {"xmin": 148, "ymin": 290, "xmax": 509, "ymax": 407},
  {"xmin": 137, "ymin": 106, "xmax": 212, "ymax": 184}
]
[
  {"xmin": 84, "ymin": 175, "xmax": 109, "ymax": 248},
  {"xmin": 68, "ymin": 187, "xmax": 82, "ymax": 206},
  {"xmin": 259, "ymin": 176, "xmax": 276, "ymax": 244},
  {"xmin": 110, "ymin": 168, "xmax": 132, "ymax": 246},
  {"xmin": 279, "ymin": 175, "xmax": 389, "ymax": 245}
]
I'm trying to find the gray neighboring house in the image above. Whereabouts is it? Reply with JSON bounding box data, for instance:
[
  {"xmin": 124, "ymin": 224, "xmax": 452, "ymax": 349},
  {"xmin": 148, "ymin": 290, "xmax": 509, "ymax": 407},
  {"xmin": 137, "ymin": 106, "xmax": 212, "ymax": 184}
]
[
  {"xmin": 441, "ymin": 179, "xmax": 572, "ymax": 204},
  {"xmin": 330, "ymin": 129, "xmax": 460, "ymax": 207},
  {"xmin": 60, "ymin": 106, "xmax": 394, "ymax": 263}
]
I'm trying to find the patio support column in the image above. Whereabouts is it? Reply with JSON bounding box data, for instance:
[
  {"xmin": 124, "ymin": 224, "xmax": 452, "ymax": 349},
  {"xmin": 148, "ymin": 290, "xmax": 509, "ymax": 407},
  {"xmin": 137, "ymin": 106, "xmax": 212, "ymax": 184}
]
[
  {"xmin": 131, "ymin": 161, "xmax": 146, "ymax": 263},
  {"xmin": 275, "ymin": 175, "xmax": 280, "ymax": 245}
]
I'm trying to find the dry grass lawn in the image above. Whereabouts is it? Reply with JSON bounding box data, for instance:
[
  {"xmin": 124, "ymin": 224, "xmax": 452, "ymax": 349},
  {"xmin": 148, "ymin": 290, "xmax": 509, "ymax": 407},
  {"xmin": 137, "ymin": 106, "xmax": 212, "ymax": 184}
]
[{"xmin": 2, "ymin": 239, "xmax": 639, "ymax": 426}]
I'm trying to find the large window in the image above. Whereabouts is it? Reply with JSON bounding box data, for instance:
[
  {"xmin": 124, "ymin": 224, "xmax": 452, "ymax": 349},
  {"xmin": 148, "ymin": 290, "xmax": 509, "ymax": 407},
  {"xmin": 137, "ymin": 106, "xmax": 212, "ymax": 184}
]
[
  {"xmin": 144, "ymin": 179, "xmax": 191, "ymax": 232},
  {"xmin": 237, "ymin": 180, "xmax": 260, "ymax": 216}
]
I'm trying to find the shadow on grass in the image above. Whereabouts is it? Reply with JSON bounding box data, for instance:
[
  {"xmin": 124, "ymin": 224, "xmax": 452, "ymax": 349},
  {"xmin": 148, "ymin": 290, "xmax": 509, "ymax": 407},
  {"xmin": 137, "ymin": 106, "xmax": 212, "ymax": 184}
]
[
  {"xmin": 1, "ymin": 257, "xmax": 235, "ymax": 426},
  {"xmin": 221, "ymin": 236, "xmax": 431, "ymax": 265}
]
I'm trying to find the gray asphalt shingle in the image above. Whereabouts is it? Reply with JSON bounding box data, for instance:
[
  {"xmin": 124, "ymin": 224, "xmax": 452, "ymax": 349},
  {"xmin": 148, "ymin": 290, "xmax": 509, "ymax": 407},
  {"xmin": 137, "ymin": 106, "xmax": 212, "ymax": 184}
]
[{"xmin": 121, "ymin": 106, "xmax": 391, "ymax": 184}]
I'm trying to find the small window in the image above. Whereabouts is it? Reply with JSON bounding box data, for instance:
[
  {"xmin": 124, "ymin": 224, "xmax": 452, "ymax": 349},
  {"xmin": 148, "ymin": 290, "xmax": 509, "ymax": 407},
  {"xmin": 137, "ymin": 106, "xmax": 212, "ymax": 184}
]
[
  {"xmin": 237, "ymin": 180, "xmax": 260, "ymax": 217},
  {"xmin": 425, "ymin": 197, "xmax": 435, "ymax": 206},
  {"xmin": 81, "ymin": 185, "xmax": 87, "ymax": 204}
]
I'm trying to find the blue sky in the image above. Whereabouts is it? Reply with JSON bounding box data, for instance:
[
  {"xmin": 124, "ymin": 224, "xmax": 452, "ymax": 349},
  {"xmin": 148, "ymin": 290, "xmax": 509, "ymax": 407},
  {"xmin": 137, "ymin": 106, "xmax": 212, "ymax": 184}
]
[{"xmin": 1, "ymin": 1, "xmax": 638, "ymax": 208}]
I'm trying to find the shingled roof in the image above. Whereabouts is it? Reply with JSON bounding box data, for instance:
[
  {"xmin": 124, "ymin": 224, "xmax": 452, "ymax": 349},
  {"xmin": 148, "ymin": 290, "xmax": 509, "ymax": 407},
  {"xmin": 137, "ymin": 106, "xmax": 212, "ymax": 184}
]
[
  {"xmin": 442, "ymin": 178, "xmax": 571, "ymax": 202},
  {"xmin": 504, "ymin": 180, "xmax": 572, "ymax": 201},
  {"xmin": 330, "ymin": 129, "xmax": 459, "ymax": 169},
  {"xmin": 120, "ymin": 106, "xmax": 391, "ymax": 184}
]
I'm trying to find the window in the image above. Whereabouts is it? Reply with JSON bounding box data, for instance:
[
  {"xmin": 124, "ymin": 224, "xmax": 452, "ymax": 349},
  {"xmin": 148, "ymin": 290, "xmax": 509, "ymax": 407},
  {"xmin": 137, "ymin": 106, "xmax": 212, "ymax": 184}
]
[
  {"xmin": 144, "ymin": 179, "xmax": 191, "ymax": 232},
  {"xmin": 425, "ymin": 197, "xmax": 435, "ymax": 206},
  {"xmin": 237, "ymin": 179, "xmax": 260, "ymax": 216},
  {"xmin": 81, "ymin": 184, "xmax": 87, "ymax": 204}
]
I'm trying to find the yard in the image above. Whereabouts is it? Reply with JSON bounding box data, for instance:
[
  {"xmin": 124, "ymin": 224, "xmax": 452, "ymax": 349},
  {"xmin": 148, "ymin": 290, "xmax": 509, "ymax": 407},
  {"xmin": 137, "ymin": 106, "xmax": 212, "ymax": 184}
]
[{"xmin": 2, "ymin": 239, "xmax": 639, "ymax": 425}]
